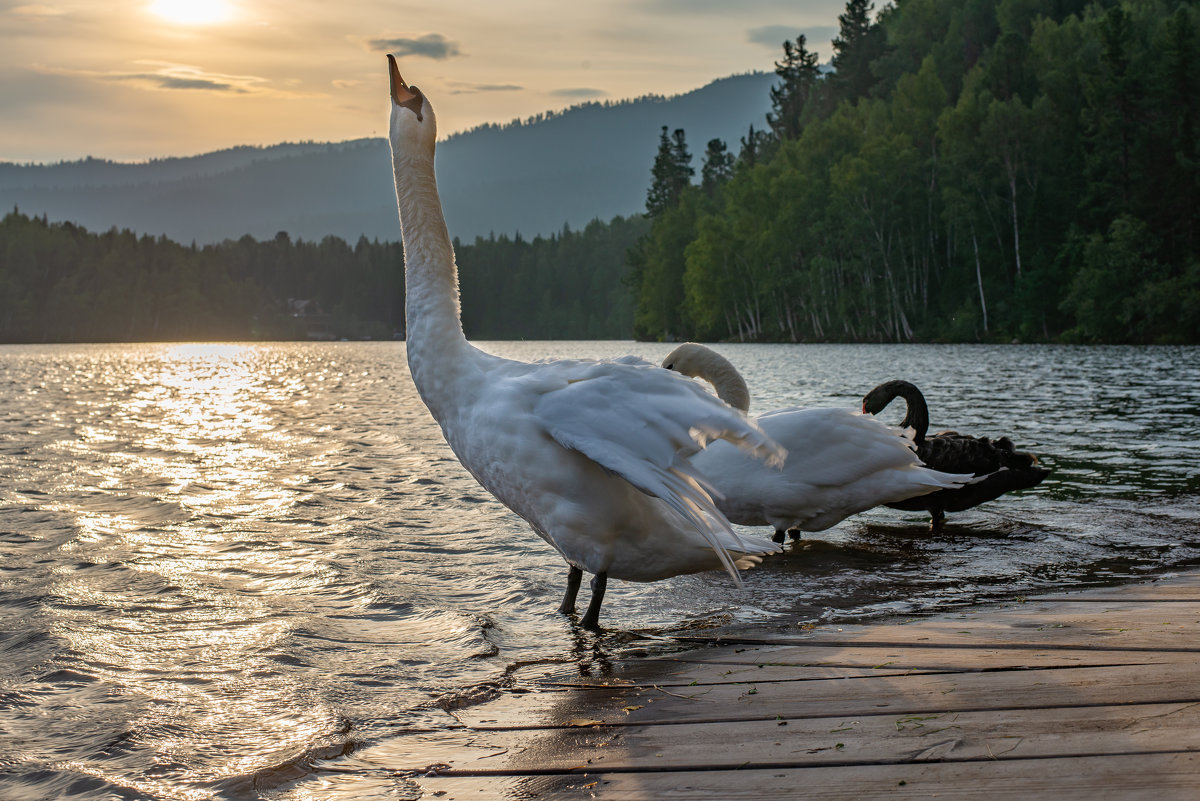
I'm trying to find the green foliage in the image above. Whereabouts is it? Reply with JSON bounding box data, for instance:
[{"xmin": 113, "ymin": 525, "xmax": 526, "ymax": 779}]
[
  {"xmin": 632, "ymin": 190, "xmax": 702, "ymax": 340},
  {"xmin": 627, "ymin": 0, "xmax": 1200, "ymax": 344},
  {"xmin": 457, "ymin": 216, "xmax": 647, "ymax": 339}
]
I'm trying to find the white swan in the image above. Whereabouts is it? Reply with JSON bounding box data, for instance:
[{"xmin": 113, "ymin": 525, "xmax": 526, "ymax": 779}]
[
  {"xmin": 387, "ymin": 57, "xmax": 784, "ymax": 630},
  {"xmin": 662, "ymin": 344, "xmax": 969, "ymax": 541}
]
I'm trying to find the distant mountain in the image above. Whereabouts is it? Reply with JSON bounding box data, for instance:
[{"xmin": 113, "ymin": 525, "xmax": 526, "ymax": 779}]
[{"xmin": 0, "ymin": 72, "xmax": 775, "ymax": 245}]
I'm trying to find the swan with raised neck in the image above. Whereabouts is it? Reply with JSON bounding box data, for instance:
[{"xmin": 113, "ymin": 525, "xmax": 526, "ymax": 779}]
[{"xmin": 387, "ymin": 59, "xmax": 784, "ymax": 629}]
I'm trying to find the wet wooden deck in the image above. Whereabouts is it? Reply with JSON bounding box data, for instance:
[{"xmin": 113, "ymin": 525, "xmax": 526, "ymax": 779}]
[{"xmin": 365, "ymin": 573, "xmax": 1200, "ymax": 799}]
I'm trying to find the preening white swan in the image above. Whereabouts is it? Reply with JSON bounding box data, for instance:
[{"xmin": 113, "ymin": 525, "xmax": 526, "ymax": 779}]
[
  {"xmin": 387, "ymin": 58, "xmax": 783, "ymax": 630},
  {"xmin": 662, "ymin": 344, "xmax": 969, "ymax": 542}
]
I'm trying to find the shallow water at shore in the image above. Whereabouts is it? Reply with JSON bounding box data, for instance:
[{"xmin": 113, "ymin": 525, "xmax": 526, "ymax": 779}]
[{"xmin": 1, "ymin": 341, "xmax": 1198, "ymax": 800}]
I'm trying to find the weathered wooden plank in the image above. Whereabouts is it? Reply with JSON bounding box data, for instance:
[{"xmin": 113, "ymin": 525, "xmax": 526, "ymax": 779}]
[
  {"xmin": 455, "ymin": 660, "xmax": 1200, "ymax": 729},
  {"xmin": 680, "ymin": 609, "xmax": 1200, "ymax": 652},
  {"xmin": 1030, "ymin": 574, "xmax": 1200, "ymax": 601},
  {"xmin": 659, "ymin": 643, "xmax": 1191, "ymax": 671},
  {"xmin": 408, "ymin": 751, "xmax": 1200, "ymax": 800},
  {"xmin": 358, "ymin": 701, "xmax": 1200, "ymax": 774},
  {"xmin": 516, "ymin": 662, "xmax": 948, "ymax": 689},
  {"xmin": 951, "ymin": 599, "xmax": 1200, "ymax": 618}
]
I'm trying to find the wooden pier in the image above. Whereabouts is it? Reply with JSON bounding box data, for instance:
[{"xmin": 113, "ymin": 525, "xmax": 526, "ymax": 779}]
[{"xmin": 355, "ymin": 573, "xmax": 1200, "ymax": 799}]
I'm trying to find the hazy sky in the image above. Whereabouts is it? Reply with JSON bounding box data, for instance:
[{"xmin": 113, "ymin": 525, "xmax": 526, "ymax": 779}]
[{"xmin": 1, "ymin": 0, "xmax": 847, "ymax": 164}]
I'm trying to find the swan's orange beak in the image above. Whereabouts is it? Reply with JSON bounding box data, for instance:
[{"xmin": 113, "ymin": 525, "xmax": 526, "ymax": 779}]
[{"xmin": 388, "ymin": 55, "xmax": 418, "ymax": 105}]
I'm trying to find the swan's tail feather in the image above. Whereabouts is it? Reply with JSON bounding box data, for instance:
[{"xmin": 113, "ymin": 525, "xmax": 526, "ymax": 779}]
[
  {"xmin": 733, "ymin": 553, "xmax": 766, "ymax": 570},
  {"xmin": 922, "ymin": 468, "xmax": 977, "ymax": 487},
  {"xmin": 637, "ymin": 458, "xmax": 779, "ymax": 586},
  {"xmin": 659, "ymin": 464, "xmax": 754, "ymax": 584}
]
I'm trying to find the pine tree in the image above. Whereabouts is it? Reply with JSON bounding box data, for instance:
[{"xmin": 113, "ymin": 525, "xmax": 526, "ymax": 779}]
[
  {"xmin": 645, "ymin": 126, "xmax": 694, "ymax": 218},
  {"xmin": 767, "ymin": 35, "xmax": 821, "ymax": 140},
  {"xmin": 738, "ymin": 124, "xmax": 771, "ymax": 167},
  {"xmin": 830, "ymin": 0, "xmax": 885, "ymax": 101},
  {"xmin": 701, "ymin": 138, "xmax": 734, "ymax": 197}
]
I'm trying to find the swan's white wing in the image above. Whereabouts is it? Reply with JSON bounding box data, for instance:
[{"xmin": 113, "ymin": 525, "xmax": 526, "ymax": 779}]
[
  {"xmin": 756, "ymin": 407, "xmax": 939, "ymax": 486},
  {"xmin": 533, "ymin": 359, "xmax": 784, "ymax": 582}
]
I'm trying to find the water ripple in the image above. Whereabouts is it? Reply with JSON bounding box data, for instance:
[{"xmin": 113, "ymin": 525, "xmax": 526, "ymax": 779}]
[{"xmin": 0, "ymin": 341, "xmax": 1197, "ymax": 800}]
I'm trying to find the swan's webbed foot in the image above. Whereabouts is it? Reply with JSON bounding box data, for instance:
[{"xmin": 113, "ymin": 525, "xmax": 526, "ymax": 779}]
[
  {"xmin": 579, "ymin": 572, "xmax": 607, "ymax": 631},
  {"xmin": 558, "ymin": 565, "xmax": 583, "ymax": 615},
  {"xmin": 772, "ymin": 529, "xmax": 786, "ymax": 544}
]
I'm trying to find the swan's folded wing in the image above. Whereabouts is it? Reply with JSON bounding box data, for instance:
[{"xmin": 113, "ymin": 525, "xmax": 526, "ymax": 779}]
[
  {"xmin": 757, "ymin": 407, "xmax": 950, "ymax": 486},
  {"xmin": 533, "ymin": 360, "xmax": 784, "ymax": 581}
]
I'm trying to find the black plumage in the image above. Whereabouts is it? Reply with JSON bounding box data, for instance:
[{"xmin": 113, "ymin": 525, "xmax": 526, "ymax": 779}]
[{"xmin": 861, "ymin": 380, "xmax": 1050, "ymax": 528}]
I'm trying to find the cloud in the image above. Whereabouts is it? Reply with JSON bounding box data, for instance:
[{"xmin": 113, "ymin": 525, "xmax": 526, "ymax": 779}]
[
  {"xmin": 446, "ymin": 81, "xmax": 522, "ymax": 95},
  {"xmin": 748, "ymin": 24, "xmax": 837, "ymax": 51},
  {"xmin": 366, "ymin": 33, "xmax": 461, "ymax": 60},
  {"xmin": 36, "ymin": 61, "xmax": 298, "ymax": 97},
  {"xmin": 10, "ymin": 4, "xmax": 65, "ymax": 16},
  {"xmin": 332, "ymin": 79, "xmax": 362, "ymax": 90},
  {"xmin": 551, "ymin": 88, "xmax": 606, "ymax": 100},
  {"xmin": 637, "ymin": 0, "xmax": 843, "ymax": 14}
]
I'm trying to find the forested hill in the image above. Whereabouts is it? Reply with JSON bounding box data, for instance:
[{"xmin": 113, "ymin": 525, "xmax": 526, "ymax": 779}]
[
  {"xmin": 0, "ymin": 72, "xmax": 773, "ymax": 245},
  {"xmin": 631, "ymin": 0, "xmax": 1200, "ymax": 344}
]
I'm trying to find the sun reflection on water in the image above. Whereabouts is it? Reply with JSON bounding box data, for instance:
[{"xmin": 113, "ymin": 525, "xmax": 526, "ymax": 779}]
[{"xmin": 26, "ymin": 344, "xmax": 356, "ymax": 797}]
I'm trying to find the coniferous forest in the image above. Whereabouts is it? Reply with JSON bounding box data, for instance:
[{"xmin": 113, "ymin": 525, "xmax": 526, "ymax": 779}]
[{"xmin": 1, "ymin": 0, "xmax": 1197, "ymax": 344}]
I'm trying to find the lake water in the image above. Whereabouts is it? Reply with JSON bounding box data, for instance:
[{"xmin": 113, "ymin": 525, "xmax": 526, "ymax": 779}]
[{"xmin": 2, "ymin": 341, "xmax": 1198, "ymax": 800}]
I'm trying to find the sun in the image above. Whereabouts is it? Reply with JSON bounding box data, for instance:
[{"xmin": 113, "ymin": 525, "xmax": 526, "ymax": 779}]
[{"xmin": 148, "ymin": 0, "xmax": 234, "ymax": 25}]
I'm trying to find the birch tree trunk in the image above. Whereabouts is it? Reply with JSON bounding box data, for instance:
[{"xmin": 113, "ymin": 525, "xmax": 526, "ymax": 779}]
[
  {"xmin": 972, "ymin": 227, "xmax": 989, "ymax": 334},
  {"xmin": 1006, "ymin": 157, "xmax": 1022, "ymax": 277}
]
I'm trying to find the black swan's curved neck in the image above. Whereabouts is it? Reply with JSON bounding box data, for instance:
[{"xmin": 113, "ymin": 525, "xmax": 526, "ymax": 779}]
[{"xmin": 863, "ymin": 380, "xmax": 929, "ymax": 444}]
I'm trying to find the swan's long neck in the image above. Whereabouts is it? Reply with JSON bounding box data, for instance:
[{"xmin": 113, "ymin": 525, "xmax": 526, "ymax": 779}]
[
  {"xmin": 884, "ymin": 381, "xmax": 929, "ymax": 444},
  {"xmin": 689, "ymin": 352, "xmax": 751, "ymax": 412},
  {"xmin": 705, "ymin": 364, "xmax": 751, "ymax": 412},
  {"xmin": 665, "ymin": 344, "xmax": 753, "ymax": 412},
  {"xmin": 391, "ymin": 142, "xmax": 472, "ymax": 411}
]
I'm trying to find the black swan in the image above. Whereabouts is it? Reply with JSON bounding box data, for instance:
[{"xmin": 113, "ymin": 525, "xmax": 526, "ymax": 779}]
[{"xmin": 861, "ymin": 380, "xmax": 1049, "ymax": 528}]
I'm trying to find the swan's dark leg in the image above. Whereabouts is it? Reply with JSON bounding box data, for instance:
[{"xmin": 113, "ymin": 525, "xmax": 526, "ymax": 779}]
[
  {"xmin": 772, "ymin": 529, "xmax": 786, "ymax": 544},
  {"xmin": 579, "ymin": 572, "xmax": 607, "ymax": 631},
  {"xmin": 558, "ymin": 565, "xmax": 582, "ymax": 615},
  {"xmin": 929, "ymin": 509, "xmax": 945, "ymax": 531},
  {"xmin": 787, "ymin": 529, "xmax": 802, "ymax": 541}
]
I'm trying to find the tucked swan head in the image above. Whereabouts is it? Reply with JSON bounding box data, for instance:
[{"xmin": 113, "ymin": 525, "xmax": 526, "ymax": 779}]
[
  {"xmin": 661, "ymin": 343, "xmax": 752, "ymax": 413},
  {"xmin": 388, "ymin": 54, "xmax": 437, "ymax": 156}
]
